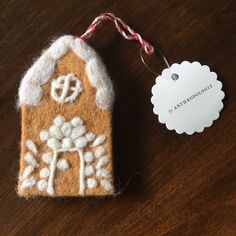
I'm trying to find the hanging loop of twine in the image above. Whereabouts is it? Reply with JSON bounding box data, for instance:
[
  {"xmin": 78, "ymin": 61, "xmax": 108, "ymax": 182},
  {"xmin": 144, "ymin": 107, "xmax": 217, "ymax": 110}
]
[{"xmin": 79, "ymin": 12, "xmax": 154, "ymax": 55}]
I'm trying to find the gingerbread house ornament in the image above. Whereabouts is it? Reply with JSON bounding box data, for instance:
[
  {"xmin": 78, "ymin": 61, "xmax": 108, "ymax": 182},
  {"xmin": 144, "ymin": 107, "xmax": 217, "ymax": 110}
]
[{"xmin": 18, "ymin": 35, "xmax": 115, "ymax": 197}]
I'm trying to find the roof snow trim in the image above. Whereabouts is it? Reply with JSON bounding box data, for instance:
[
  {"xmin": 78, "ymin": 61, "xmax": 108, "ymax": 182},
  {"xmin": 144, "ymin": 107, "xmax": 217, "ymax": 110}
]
[{"xmin": 18, "ymin": 35, "xmax": 114, "ymax": 110}]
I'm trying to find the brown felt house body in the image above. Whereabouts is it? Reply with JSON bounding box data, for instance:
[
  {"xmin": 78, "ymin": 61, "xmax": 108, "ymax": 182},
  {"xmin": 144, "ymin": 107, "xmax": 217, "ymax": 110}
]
[{"xmin": 18, "ymin": 35, "xmax": 115, "ymax": 197}]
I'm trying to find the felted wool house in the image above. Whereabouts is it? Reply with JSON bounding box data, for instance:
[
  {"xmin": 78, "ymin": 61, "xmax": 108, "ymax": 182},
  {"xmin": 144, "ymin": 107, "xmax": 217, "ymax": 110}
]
[{"xmin": 18, "ymin": 35, "xmax": 115, "ymax": 197}]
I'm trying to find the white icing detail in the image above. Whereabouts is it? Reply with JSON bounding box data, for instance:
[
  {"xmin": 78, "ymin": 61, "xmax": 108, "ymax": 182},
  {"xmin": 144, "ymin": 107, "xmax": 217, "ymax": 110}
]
[
  {"xmin": 91, "ymin": 135, "xmax": 106, "ymax": 147},
  {"xmin": 42, "ymin": 152, "xmax": 53, "ymax": 164},
  {"xmin": 49, "ymin": 125, "xmax": 63, "ymax": 140},
  {"xmin": 71, "ymin": 126, "xmax": 86, "ymax": 139},
  {"xmin": 48, "ymin": 36, "xmax": 72, "ymax": 60},
  {"xmin": 21, "ymin": 176, "xmax": 36, "ymax": 190},
  {"xmin": 18, "ymin": 52, "xmax": 56, "ymax": 106},
  {"xmin": 47, "ymin": 138, "xmax": 61, "ymax": 149},
  {"xmin": 26, "ymin": 139, "xmax": 37, "ymax": 155},
  {"xmin": 57, "ymin": 147, "xmax": 78, "ymax": 152},
  {"xmin": 61, "ymin": 122, "xmax": 72, "ymax": 137},
  {"xmin": 84, "ymin": 152, "xmax": 94, "ymax": 163},
  {"xmin": 74, "ymin": 137, "xmax": 88, "ymax": 148},
  {"xmin": 24, "ymin": 152, "xmax": 38, "ymax": 167},
  {"xmin": 47, "ymin": 151, "xmax": 58, "ymax": 195},
  {"xmin": 39, "ymin": 115, "xmax": 108, "ymax": 195},
  {"xmin": 101, "ymin": 179, "xmax": 113, "ymax": 191},
  {"xmin": 57, "ymin": 159, "xmax": 69, "ymax": 171},
  {"xmin": 62, "ymin": 137, "xmax": 73, "ymax": 149},
  {"xmin": 71, "ymin": 117, "xmax": 83, "ymax": 127},
  {"xmin": 96, "ymin": 168, "xmax": 111, "ymax": 178},
  {"xmin": 51, "ymin": 73, "xmax": 83, "ymax": 104},
  {"xmin": 18, "ymin": 36, "xmax": 114, "ymax": 110},
  {"xmin": 39, "ymin": 130, "xmax": 50, "ymax": 141},
  {"xmin": 71, "ymin": 37, "xmax": 97, "ymax": 61},
  {"xmin": 87, "ymin": 178, "xmax": 97, "ymax": 189},
  {"xmin": 79, "ymin": 151, "xmax": 85, "ymax": 196},
  {"xmin": 85, "ymin": 165, "xmax": 94, "ymax": 176},
  {"xmin": 21, "ymin": 165, "xmax": 34, "ymax": 180},
  {"xmin": 53, "ymin": 115, "xmax": 65, "ymax": 127},
  {"xmin": 96, "ymin": 155, "xmax": 109, "ymax": 169},
  {"xmin": 85, "ymin": 58, "xmax": 114, "ymax": 110},
  {"xmin": 40, "ymin": 167, "xmax": 50, "ymax": 179},
  {"xmin": 94, "ymin": 146, "xmax": 105, "ymax": 158},
  {"xmin": 85, "ymin": 132, "xmax": 95, "ymax": 142},
  {"xmin": 37, "ymin": 179, "xmax": 48, "ymax": 191}
]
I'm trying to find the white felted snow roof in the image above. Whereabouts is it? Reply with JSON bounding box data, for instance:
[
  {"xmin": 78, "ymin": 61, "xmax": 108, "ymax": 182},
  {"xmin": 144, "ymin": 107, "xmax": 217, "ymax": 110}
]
[{"xmin": 18, "ymin": 35, "xmax": 114, "ymax": 110}]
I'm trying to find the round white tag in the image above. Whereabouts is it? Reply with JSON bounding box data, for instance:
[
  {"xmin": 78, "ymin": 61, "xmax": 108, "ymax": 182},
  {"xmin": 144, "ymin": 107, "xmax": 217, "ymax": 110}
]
[{"xmin": 151, "ymin": 61, "xmax": 225, "ymax": 135}]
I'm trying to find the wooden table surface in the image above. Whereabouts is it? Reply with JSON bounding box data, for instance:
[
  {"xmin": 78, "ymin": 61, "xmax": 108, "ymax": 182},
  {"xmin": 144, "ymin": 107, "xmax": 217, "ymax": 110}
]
[{"xmin": 1, "ymin": 0, "xmax": 236, "ymax": 235}]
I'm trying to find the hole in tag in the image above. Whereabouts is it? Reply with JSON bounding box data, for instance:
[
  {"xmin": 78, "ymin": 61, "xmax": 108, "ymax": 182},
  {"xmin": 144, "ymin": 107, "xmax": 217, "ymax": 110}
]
[{"xmin": 171, "ymin": 73, "xmax": 179, "ymax": 80}]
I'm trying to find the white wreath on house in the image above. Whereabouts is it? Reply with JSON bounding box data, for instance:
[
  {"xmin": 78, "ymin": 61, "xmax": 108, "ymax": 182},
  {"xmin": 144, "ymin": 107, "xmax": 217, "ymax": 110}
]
[{"xmin": 51, "ymin": 73, "xmax": 83, "ymax": 104}]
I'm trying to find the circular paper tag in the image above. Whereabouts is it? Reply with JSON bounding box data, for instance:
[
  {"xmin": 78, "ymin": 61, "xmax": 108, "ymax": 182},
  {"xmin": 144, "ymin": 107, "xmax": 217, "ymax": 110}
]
[{"xmin": 151, "ymin": 61, "xmax": 225, "ymax": 135}]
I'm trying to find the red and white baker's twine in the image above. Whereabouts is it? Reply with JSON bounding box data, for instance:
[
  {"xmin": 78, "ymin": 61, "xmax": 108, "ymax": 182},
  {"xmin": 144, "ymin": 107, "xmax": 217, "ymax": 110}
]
[{"xmin": 79, "ymin": 13, "xmax": 154, "ymax": 55}]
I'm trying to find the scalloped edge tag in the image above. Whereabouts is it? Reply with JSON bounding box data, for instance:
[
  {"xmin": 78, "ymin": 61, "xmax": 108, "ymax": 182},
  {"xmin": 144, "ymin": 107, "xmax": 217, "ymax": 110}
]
[{"xmin": 151, "ymin": 61, "xmax": 225, "ymax": 135}]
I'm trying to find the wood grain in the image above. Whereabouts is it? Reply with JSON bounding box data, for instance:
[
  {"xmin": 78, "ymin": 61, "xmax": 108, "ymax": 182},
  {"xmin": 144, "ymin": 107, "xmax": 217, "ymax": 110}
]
[{"xmin": 0, "ymin": 0, "xmax": 235, "ymax": 235}]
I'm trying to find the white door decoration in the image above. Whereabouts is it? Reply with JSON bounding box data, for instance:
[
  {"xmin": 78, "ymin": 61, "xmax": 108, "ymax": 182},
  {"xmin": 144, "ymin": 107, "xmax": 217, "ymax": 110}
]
[
  {"xmin": 51, "ymin": 73, "xmax": 83, "ymax": 104},
  {"xmin": 20, "ymin": 115, "xmax": 113, "ymax": 196}
]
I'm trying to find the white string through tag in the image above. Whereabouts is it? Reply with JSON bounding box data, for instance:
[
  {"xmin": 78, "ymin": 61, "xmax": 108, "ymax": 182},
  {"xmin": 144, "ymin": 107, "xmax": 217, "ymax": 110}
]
[{"xmin": 140, "ymin": 47, "xmax": 171, "ymax": 77}]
